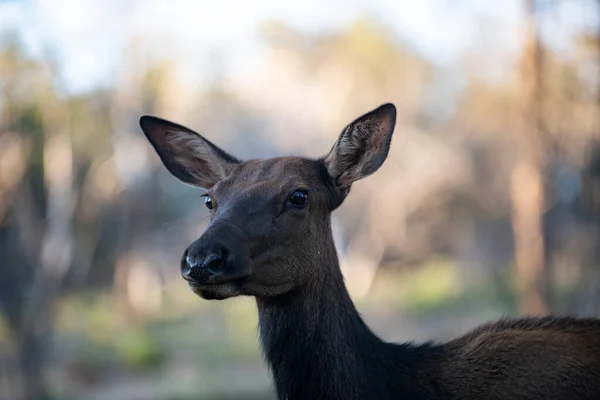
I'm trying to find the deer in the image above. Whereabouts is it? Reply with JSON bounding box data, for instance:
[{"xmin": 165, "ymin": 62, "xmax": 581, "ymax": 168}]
[{"xmin": 139, "ymin": 103, "xmax": 600, "ymax": 400}]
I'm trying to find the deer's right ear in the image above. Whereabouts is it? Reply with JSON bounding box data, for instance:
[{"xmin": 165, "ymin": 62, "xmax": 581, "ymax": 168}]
[{"xmin": 139, "ymin": 116, "xmax": 240, "ymax": 189}]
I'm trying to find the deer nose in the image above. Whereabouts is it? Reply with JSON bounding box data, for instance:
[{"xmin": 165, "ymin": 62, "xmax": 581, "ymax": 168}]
[{"xmin": 182, "ymin": 245, "xmax": 227, "ymax": 281}]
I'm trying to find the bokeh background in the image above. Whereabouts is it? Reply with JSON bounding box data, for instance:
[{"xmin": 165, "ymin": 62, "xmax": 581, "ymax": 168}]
[{"xmin": 1, "ymin": 0, "xmax": 600, "ymax": 399}]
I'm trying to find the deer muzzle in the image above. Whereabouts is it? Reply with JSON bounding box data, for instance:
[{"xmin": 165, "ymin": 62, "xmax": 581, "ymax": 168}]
[{"xmin": 180, "ymin": 221, "xmax": 250, "ymax": 290}]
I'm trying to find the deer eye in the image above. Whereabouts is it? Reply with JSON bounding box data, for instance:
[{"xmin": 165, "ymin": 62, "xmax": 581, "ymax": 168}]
[
  {"xmin": 289, "ymin": 190, "xmax": 308, "ymax": 208},
  {"xmin": 204, "ymin": 195, "xmax": 213, "ymax": 210}
]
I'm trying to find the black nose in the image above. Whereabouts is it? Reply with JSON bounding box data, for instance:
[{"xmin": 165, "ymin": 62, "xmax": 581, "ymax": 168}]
[{"xmin": 182, "ymin": 245, "xmax": 227, "ymax": 281}]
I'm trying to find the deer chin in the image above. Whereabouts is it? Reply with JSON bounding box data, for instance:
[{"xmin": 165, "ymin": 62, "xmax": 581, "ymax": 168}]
[{"xmin": 188, "ymin": 279, "xmax": 245, "ymax": 300}]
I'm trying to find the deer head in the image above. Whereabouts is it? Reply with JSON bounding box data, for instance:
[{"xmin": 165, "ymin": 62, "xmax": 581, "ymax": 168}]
[{"xmin": 139, "ymin": 104, "xmax": 396, "ymax": 300}]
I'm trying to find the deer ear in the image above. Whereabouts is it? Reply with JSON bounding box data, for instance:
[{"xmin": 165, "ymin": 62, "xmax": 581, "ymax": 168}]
[
  {"xmin": 324, "ymin": 103, "xmax": 396, "ymax": 188},
  {"xmin": 139, "ymin": 116, "xmax": 240, "ymax": 189}
]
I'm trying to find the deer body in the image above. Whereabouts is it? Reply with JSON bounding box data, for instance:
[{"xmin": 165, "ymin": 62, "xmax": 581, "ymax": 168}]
[{"xmin": 140, "ymin": 104, "xmax": 600, "ymax": 400}]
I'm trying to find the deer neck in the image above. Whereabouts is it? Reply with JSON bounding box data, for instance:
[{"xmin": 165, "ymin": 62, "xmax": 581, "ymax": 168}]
[
  {"xmin": 256, "ymin": 241, "xmax": 384, "ymax": 399},
  {"xmin": 255, "ymin": 237, "xmax": 446, "ymax": 399}
]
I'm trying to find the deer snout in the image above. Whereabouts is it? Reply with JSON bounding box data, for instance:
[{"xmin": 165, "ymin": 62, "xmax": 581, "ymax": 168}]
[{"xmin": 182, "ymin": 242, "xmax": 229, "ymax": 283}]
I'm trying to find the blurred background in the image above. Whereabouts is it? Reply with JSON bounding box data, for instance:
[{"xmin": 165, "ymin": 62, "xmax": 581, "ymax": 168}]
[{"xmin": 1, "ymin": 0, "xmax": 600, "ymax": 399}]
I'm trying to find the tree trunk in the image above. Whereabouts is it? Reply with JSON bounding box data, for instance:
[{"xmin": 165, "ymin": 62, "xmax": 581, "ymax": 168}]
[
  {"xmin": 17, "ymin": 99, "xmax": 76, "ymax": 400},
  {"xmin": 511, "ymin": 0, "xmax": 548, "ymax": 315},
  {"xmin": 15, "ymin": 321, "xmax": 53, "ymax": 400}
]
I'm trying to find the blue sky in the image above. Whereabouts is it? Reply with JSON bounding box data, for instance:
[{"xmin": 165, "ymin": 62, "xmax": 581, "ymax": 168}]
[{"xmin": 0, "ymin": 0, "xmax": 595, "ymax": 94}]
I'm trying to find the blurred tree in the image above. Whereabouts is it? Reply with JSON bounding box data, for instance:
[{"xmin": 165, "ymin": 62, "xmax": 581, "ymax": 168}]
[
  {"xmin": 453, "ymin": 1, "xmax": 600, "ymax": 314},
  {"xmin": 258, "ymin": 16, "xmax": 432, "ymax": 140},
  {"xmin": 511, "ymin": 0, "xmax": 548, "ymax": 314},
  {"xmin": 0, "ymin": 34, "xmax": 127, "ymax": 399},
  {"xmin": 0, "ymin": 34, "xmax": 62, "ymax": 400}
]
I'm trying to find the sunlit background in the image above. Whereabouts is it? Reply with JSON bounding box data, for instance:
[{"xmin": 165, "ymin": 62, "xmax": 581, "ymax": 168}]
[{"xmin": 1, "ymin": 0, "xmax": 600, "ymax": 399}]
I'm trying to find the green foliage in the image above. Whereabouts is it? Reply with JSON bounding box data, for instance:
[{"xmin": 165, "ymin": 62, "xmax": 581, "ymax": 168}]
[
  {"xmin": 112, "ymin": 326, "xmax": 166, "ymax": 370},
  {"xmin": 57, "ymin": 293, "xmax": 166, "ymax": 372}
]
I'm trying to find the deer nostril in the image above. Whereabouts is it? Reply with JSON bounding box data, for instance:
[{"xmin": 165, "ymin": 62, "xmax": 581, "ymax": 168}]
[{"xmin": 202, "ymin": 252, "xmax": 225, "ymax": 275}]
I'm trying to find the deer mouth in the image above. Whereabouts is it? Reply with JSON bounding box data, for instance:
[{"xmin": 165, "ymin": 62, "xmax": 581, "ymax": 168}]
[
  {"xmin": 180, "ymin": 245, "xmax": 251, "ymax": 299},
  {"xmin": 187, "ymin": 277, "xmax": 248, "ymax": 300}
]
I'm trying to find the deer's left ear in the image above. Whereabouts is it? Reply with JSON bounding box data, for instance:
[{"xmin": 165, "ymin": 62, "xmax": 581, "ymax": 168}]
[{"xmin": 324, "ymin": 103, "xmax": 396, "ymax": 188}]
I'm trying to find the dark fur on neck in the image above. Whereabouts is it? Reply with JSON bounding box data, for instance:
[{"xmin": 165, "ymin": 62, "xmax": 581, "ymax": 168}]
[
  {"xmin": 255, "ymin": 241, "xmax": 600, "ymax": 400},
  {"xmin": 256, "ymin": 244, "xmax": 446, "ymax": 400}
]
